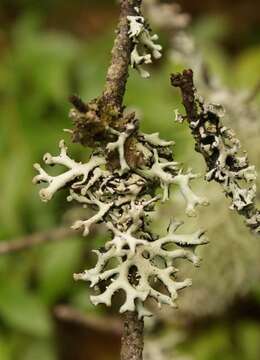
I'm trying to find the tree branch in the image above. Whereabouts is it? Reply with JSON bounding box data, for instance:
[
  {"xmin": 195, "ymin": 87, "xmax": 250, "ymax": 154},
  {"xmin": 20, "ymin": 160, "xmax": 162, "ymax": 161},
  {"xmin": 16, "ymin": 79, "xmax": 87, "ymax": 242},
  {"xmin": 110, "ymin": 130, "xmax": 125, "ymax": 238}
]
[
  {"xmin": 0, "ymin": 227, "xmax": 75, "ymax": 255},
  {"xmin": 171, "ymin": 69, "xmax": 260, "ymax": 233},
  {"xmin": 102, "ymin": 0, "xmax": 142, "ymax": 110},
  {"xmin": 54, "ymin": 305, "xmax": 122, "ymax": 336},
  {"xmin": 71, "ymin": 0, "xmax": 143, "ymax": 149},
  {"xmin": 105, "ymin": 2, "xmax": 145, "ymax": 358},
  {"xmin": 70, "ymin": 1, "xmax": 145, "ymax": 358},
  {"xmin": 121, "ymin": 311, "xmax": 144, "ymax": 360}
]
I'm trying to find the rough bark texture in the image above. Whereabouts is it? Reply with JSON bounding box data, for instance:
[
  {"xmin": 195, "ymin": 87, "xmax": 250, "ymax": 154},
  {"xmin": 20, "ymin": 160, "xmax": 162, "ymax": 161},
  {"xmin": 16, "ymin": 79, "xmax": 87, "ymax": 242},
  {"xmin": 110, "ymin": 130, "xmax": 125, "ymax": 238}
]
[
  {"xmin": 171, "ymin": 69, "xmax": 198, "ymax": 125},
  {"xmin": 171, "ymin": 69, "xmax": 260, "ymax": 233},
  {"xmin": 121, "ymin": 311, "xmax": 144, "ymax": 360},
  {"xmin": 70, "ymin": 0, "xmax": 142, "ymax": 148},
  {"xmin": 71, "ymin": 1, "xmax": 145, "ymax": 359},
  {"xmin": 102, "ymin": 0, "xmax": 142, "ymax": 110}
]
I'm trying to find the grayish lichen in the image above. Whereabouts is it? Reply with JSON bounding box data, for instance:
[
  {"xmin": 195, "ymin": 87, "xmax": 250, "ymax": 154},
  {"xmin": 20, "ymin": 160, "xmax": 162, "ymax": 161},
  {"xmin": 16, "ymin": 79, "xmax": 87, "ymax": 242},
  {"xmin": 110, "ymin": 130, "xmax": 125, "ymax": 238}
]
[
  {"xmin": 171, "ymin": 69, "xmax": 260, "ymax": 234},
  {"xmin": 127, "ymin": 10, "xmax": 162, "ymax": 78},
  {"xmin": 33, "ymin": 118, "xmax": 208, "ymax": 318},
  {"xmin": 145, "ymin": 0, "xmax": 260, "ymax": 136},
  {"xmin": 143, "ymin": 0, "xmax": 260, "ymax": 327}
]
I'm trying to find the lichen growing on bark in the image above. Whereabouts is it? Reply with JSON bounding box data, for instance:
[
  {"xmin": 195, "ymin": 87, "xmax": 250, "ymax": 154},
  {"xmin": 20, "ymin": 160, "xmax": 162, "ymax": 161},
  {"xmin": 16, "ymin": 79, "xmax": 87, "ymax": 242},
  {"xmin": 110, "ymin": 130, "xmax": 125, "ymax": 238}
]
[
  {"xmin": 171, "ymin": 69, "xmax": 260, "ymax": 233},
  {"xmin": 34, "ymin": 111, "xmax": 208, "ymax": 317}
]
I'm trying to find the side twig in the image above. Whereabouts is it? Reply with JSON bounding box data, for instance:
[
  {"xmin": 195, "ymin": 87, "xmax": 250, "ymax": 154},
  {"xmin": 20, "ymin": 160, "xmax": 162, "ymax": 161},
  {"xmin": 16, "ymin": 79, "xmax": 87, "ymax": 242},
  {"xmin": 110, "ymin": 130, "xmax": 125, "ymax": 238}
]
[
  {"xmin": 54, "ymin": 305, "xmax": 122, "ymax": 336},
  {"xmin": 171, "ymin": 69, "xmax": 260, "ymax": 233},
  {"xmin": 0, "ymin": 227, "xmax": 75, "ymax": 255}
]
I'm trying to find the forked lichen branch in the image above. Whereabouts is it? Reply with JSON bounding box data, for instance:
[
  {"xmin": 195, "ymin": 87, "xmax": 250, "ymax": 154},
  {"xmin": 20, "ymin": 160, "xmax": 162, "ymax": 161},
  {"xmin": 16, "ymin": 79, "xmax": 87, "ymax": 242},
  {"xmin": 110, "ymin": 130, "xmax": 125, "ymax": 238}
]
[{"xmin": 34, "ymin": 121, "xmax": 208, "ymax": 317}]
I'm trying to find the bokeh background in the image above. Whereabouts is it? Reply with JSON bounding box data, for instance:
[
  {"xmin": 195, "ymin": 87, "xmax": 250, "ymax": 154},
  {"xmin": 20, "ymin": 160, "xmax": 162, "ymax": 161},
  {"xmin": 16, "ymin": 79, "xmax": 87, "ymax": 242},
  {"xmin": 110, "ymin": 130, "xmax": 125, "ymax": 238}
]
[{"xmin": 1, "ymin": 0, "xmax": 260, "ymax": 359}]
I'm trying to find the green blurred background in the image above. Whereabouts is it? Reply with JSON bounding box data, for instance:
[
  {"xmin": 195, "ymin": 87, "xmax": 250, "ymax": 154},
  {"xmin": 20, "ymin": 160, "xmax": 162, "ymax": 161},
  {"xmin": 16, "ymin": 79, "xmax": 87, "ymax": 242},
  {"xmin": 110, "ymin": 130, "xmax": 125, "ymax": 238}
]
[{"xmin": 1, "ymin": 0, "xmax": 260, "ymax": 359}]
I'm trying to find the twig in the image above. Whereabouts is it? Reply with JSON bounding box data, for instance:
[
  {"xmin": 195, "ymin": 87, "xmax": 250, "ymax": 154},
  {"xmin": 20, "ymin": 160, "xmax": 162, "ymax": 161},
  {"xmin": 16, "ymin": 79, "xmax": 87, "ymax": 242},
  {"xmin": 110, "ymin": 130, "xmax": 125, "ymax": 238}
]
[
  {"xmin": 121, "ymin": 311, "xmax": 144, "ymax": 360},
  {"xmin": 0, "ymin": 227, "xmax": 75, "ymax": 255},
  {"xmin": 104, "ymin": 2, "xmax": 145, "ymax": 358},
  {"xmin": 102, "ymin": 0, "xmax": 142, "ymax": 110},
  {"xmin": 105, "ymin": 2, "xmax": 145, "ymax": 357},
  {"xmin": 54, "ymin": 305, "xmax": 122, "ymax": 336},
  {"xmin": 171, "ymin": 69, "xmax": 260, "ymax": 233},
  {"xmin": 70, "ymin": 0, "xmax": 143, "ymax": 152}
]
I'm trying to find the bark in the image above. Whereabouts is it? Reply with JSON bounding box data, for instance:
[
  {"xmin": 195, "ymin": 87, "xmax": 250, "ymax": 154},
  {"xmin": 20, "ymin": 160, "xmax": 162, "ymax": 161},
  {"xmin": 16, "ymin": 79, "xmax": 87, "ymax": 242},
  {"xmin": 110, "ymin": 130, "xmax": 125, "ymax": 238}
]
[
  {"xmin": 71, "ymin": 1, "xmax": 145, "ymax": 358},
  {"xmin": 121, "ymin": 311, "xmax": 144, "ymax": 360},
  {"xmin": 108, "ymin": 2, "xmax": 145, "ymax": 358},
  {"xmin": 102, "ymin": 0, "xmax": 142, "ymax": 110},
  {"xmin": 70, "ymin": 0, "xmax": 143, "ymax": 156},
  {"xmin": 171, "ymin": 69, "xmax": 260, "ymax": 233}
]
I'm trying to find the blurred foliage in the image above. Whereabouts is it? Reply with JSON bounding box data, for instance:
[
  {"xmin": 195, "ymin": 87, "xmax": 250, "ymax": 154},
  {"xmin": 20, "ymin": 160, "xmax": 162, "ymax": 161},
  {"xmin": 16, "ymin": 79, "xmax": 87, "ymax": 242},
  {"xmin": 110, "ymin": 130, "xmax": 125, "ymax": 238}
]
[{"xmin": 0, "ymin": 3, "xmax": 260, "ymax": 360}]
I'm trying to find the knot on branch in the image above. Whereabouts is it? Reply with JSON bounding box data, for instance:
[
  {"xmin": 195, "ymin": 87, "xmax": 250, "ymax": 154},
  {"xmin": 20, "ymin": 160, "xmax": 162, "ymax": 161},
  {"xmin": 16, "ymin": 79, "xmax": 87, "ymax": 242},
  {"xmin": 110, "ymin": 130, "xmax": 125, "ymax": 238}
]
[
  {"xmin": 69, "ymin": 95, "xmax": 145, "ymax": 171},
  {"xmin": 69, "ymin": 96, "xmax": 120, "ymax": 147}
]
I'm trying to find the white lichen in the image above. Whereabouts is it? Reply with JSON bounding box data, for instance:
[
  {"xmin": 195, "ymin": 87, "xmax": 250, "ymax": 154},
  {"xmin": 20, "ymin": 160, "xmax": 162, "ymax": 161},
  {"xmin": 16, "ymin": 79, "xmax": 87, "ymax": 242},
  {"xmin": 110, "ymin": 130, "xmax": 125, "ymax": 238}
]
[
  {"xmin": 34, "ymin": 114, "xmax": 208, "ymax": 317},
  {"xmin": 32, "ymin": 140, "xmax": 106, "ymax": 202},
  {"xmin": 127, "ymin": 14, "xmax": 162, "ymax": 78},
  {"xmin": 74, "ymin": 221, "xmax": 208, "ymax": 318},
  {"xmin": 195, "ymin": 98, "xmax": 258, "ymax": 214},
  {"xmin": 172, "ymin": 71, "xmax": 259, "ymax": 231},
  {"xmin": 106, "ymin": 120, "xmax": 137, "ymax": 174},
  {"xmin": 67, "ymin": 190, "xmax": 113, "ymax": 236},
  {"xmin": 137, "ymin": 149, "xmax": 207, "ymax": 210},
  {"xmin": 140, "ymin": 132, "xmax": 175, "ymax": 147},
  {"xmin": 172, "ymin": 170, "xmax": 209, "ymax": 217}
]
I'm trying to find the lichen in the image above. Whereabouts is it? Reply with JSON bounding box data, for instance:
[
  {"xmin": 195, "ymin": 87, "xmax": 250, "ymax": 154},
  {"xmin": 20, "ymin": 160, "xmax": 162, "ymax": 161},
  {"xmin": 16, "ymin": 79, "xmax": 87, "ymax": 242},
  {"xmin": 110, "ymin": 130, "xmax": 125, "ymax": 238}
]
[
  {"xmin": 171, "ymin": 69, "xmax": 260, "ymax": 233},
  {"xmin": 33, "ymin": 112, "xmax": 208, "ymax": 317},
  {"xmin": 127, "ymin": 10, "xmax": 162, "ymax": 78}
]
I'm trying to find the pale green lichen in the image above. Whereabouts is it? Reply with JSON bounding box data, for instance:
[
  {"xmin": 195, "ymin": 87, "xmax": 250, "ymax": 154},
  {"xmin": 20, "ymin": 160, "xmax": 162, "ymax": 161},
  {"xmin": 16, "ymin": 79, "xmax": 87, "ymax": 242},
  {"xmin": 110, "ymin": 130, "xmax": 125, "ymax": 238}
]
[
  {"xmin": 127, "ymin": 11, "xmax": 162, "ymax": 78},
  {"xmin": 33, "ymin": 118, "xmax": 208, "ymax": 317}
]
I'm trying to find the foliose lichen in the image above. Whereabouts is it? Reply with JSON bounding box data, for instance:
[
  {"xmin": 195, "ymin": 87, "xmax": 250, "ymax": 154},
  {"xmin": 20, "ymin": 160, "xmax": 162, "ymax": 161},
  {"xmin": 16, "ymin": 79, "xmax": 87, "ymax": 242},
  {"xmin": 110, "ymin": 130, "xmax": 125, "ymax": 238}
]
[
  {"xmin": 33, "ymin": 110, "xmax": 208, "ymax": 318},
  {"xmin": 127, "ymin": 8, "xmax": 162, "ymax": 78},
  {"xmin": 171, "ymin": 69, "xmax": 260, "ymax": 233}
]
